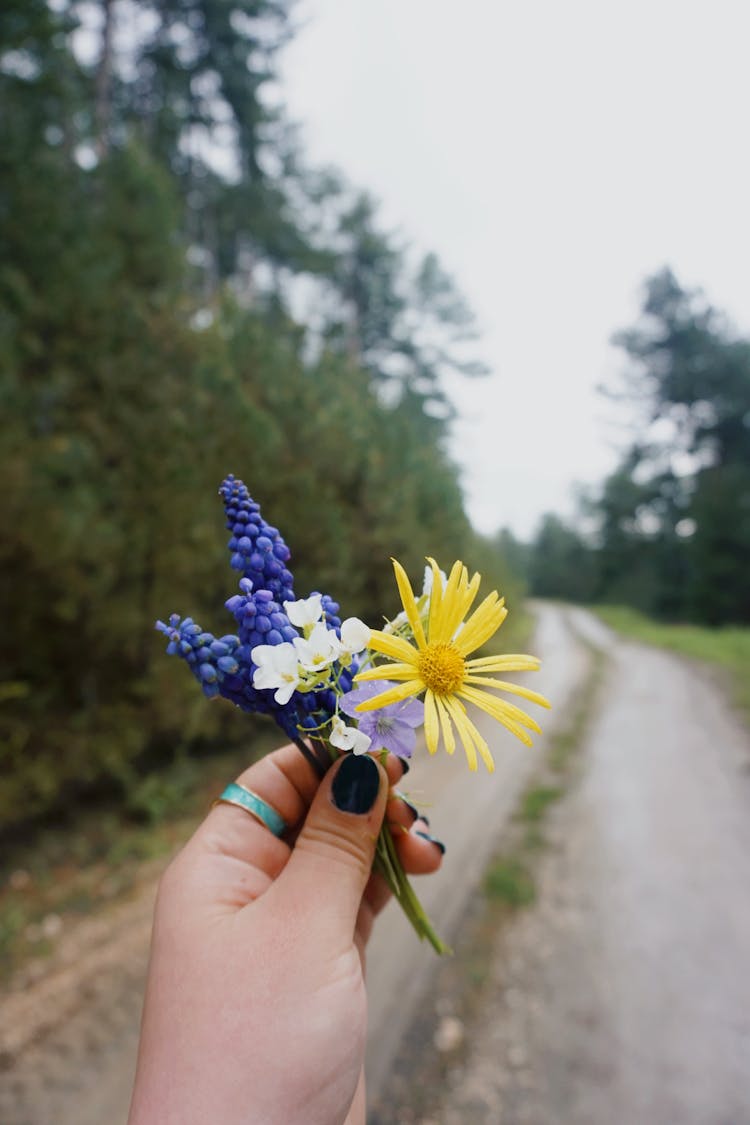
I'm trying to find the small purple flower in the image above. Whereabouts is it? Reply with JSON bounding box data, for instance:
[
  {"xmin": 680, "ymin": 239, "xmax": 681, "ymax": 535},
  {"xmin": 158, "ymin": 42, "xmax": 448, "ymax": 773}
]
[{"xmin": 340, "ymin": 682, "xmax": 424, "ymax": 759}]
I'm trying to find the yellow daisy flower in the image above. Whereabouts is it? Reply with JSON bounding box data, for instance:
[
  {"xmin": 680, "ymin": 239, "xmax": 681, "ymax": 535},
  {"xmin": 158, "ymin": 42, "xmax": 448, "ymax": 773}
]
[{"xmin": 354, "ymin": 557, "xmax": 550, "ymax": 772}]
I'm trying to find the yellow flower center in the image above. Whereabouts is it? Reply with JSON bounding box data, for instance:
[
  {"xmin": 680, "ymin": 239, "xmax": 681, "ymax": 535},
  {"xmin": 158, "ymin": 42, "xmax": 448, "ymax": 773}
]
[{"xmin": 417, "ymin": 642, "xmax": 465, "ymax": 696}]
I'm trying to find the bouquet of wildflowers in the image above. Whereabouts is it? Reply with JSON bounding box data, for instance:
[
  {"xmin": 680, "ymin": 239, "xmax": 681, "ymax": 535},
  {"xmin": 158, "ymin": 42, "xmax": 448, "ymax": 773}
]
[{"xmin": 157, "ymin": 475, "xmax": 549, "ymax": 953}]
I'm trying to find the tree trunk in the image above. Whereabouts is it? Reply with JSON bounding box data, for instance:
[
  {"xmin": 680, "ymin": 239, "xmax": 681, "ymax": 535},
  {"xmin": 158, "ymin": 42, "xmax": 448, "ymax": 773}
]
[{"xmin": 94, "ymin": 0, "xmax": 115, "ymax": 157}]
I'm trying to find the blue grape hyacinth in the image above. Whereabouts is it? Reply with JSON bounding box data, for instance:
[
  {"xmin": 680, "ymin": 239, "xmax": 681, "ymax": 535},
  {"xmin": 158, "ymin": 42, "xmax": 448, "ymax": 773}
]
[
  {"xmin": 155, "ymin": 615, "xmax": 242, "ymax": 700},
  {"xmin": 156, "ymin": 477, "xmax": 355, "ymax": 751},
  {"xmin": 220, "ymin": 475, "xmax": 295, "ymax": 604}
]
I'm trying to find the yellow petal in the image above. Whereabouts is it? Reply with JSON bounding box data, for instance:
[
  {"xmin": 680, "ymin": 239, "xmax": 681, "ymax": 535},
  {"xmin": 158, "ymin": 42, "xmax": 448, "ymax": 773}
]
[
  {"xmin": 431, "ymin": 559, "xmax": 464, "ymax": 643},
  {"xmin": 454, "ymin": 598, "xmax": 507, "ymax": 656},
  {"xmin": 466, "ymin": 717, "xmax": 496, "ymax": 773},
  {"xmin": 467, "ymin": 654, "xmax": 541, "ymax": 672},
  {"xmin": 441, "ymin": 567, "xmax": 481, "ymax": 643},
  {"xmin": 423, "ymin": 690, "xmax": 439, "ymax": 755},
  {"xmin": 462, "ymin": 675, "xmax": 551, "ymax": 709},
  {"xmin": 355, "ymin": 663, "xmax": 420, "ymax": 682},
  {"xmin": 391, "ymin": 558, "xmax": 426, "ymax": 649},
  {"xmin": 459, "ymin": 569, "xmax": 482, "ymax": 619},
  {"xmin": 457, "ymin": 685, "xmax": 536, "ymax": 744},
  {"xmin": 435, "ymin": 696, "xmax": 456, "ymax": 755},
  {"xmin": 461, "ymin": 684, "xmax": 542, "ymax": 732},
  {"xmin": 445, "ymin": 693, "xmax": 499, "ymax": 774},
  {"xmin": 443, "ymin": 696, "xmax": 479, "ymax": 771},
  {"xmin": 366, "ymin": 629, "xmax": 419, "ymax": 664},
  {"xmin": 354, "ymin": 678, "xmax": 424, "ymax": 712},
  {"xmin": 446, "ymin": 696, "xmax": 495, "ymax": 771},
  {"xmin": 426, "ymin": 557, "xmax": 444, "ymax": 641}
]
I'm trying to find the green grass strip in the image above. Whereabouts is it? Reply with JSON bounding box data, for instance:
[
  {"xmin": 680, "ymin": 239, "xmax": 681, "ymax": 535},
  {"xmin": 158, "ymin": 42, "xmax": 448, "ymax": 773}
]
[
  {"xmin": 595, "ymin": 605, "xmax": 750, "ymax": 722},
  {"xmin": 483, "ymin": 619, "xmax": 608, "ymax": 908}
]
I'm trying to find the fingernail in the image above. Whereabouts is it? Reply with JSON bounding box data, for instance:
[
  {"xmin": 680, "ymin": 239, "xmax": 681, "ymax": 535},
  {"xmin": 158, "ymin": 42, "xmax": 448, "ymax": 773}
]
[
  {"xmin": 332, "ymin": 754, "xmax": 381, "ymax": 814},
  {"xmin": 395, "ymin": 791, "xmax": 419, "ymax": 824},
  {"xmin": 399, "ymin": 757, "xmax": 411, "ymax": 776},
  {"xmin": 416, "ymin": 829, "xmax": 446, "ymax": 855},
  {"xmin": 418, "ymin": 812, "xmax": 430, "ymax": 828}
]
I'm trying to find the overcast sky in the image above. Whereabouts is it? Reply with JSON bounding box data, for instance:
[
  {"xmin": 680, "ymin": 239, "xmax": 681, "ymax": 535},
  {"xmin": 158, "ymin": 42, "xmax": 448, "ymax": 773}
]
[{"xmin": 279, "ymin": 0, "xmax": 750, "ymax": 538}]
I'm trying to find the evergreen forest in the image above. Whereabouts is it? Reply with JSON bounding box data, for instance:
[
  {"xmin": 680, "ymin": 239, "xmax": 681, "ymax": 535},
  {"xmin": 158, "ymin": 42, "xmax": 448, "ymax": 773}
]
[
  {"xmin": 0, "ymin": 1, "xmax": 511, "ymax": 833},
  {"xmin": 3, "ymin": 3, "xmax": 748, "ymax": 839},
  {"xmin": 526, "ymin": 269, "xmax": 750, "ymax": 627}
]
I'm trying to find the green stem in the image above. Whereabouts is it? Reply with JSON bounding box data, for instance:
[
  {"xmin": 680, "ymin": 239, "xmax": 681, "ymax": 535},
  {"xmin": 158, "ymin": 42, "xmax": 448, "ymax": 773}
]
[
  {"xmin": 374, "ymin": 824, "xmax": 451, "ymax": 955},
  {"xmin": 292, "ymin": 743, "xmax": 449, "ymax": 952},
  {"xmin": 291, "ymin": 734, "xmax": 328, "ymax": 778}
]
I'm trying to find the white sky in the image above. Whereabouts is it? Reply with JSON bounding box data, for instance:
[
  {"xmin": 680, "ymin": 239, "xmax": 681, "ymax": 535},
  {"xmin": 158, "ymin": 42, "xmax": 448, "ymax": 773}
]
[{"xmin": 279, "ymin": 0, "xmax": 750, "ymax": 538}]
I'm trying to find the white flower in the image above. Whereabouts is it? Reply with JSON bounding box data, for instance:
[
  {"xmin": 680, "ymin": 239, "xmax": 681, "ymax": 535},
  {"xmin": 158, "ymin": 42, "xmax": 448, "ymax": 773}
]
[
  {"xmin": 330, "ymin": 716, "xmax": 372, "ymax": 756},
  {"xmin": 337, "ymin": 617, "xmax": 370, "ymax": 659},
  {"xmin": 384, "ymin": 568, "xmax": 447, "ymax": 634},
  {"xmin": 283, "ymin": 594, "xmax": 323, "ymax": 629},
  {"xmin": 422, "ymin": 564, "xmax": 447, "ymax": 596},
  {"xmin": 293, "ymin": 622, "xmax": 340, "ymax": 672},
  {"xmin": 383, "ymin": 610, "xmax": 408, "ymax": 635},
  {"xmin": 251, "ymin": 642, "xmax": 301, "ymax": 705}
]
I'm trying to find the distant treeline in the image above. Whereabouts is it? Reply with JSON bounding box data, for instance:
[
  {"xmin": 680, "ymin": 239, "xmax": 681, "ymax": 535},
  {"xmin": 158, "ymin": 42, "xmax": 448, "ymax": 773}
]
[
  {"xmin": 0, "ymin": 2, "xmax": 519, "ymax": 833},
  {"xmin": 523, "ymin": 270, "xmax": 750, "ymax": 626}
]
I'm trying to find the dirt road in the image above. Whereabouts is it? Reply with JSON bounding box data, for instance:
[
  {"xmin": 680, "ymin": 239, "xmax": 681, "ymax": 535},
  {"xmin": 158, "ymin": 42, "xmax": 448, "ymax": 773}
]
[
  {"xmin": 6, "ymin": 604, "xmax": 747, "ymax": 1124},
  {"xmin": 0, "ymin": 603, "xmax": 583, "ymax": 1125},
  {"xmin": 425, "ymin": 607, "xmax": 750, "ymax": 1124}
]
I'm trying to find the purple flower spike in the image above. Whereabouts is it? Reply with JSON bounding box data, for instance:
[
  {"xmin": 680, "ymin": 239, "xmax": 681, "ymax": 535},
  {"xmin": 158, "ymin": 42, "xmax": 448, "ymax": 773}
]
[
  {"xmin": 340, "ymin": 682, "xmax": 424, "ymax": 759},
  {"xmin": 220, "ymin": 475, "xmax": 295, "ymax": 603},
  {"xmin": 159, "ymin": 477, "xmax": 359, "ymax": 744}
]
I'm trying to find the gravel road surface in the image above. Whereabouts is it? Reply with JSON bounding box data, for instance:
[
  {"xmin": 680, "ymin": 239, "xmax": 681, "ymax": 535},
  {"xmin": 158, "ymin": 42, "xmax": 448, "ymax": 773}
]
[
  {"xmin": 426, "ymin": 606, "xmax": 750, "ymax": 1124},
  {"xmin": 8, "ymin": 603, "xmax": 746, "ymax": 1124}
]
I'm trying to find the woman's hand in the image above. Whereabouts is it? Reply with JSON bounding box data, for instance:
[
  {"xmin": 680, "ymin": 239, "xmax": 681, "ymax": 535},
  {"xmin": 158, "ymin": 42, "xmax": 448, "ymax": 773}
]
[{"xmin": 128, "ymin": 746, "xmax": 442, "ymax": 1125}]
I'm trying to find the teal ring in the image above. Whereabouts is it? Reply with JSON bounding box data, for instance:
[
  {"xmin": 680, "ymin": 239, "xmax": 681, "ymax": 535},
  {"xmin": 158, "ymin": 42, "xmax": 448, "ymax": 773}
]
[{"xmin": 216, "ymin": 782, "xmax": 287, "ymax": 837}]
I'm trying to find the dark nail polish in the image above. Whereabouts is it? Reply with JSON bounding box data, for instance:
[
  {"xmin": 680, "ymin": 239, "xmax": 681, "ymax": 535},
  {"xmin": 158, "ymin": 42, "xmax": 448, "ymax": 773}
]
[
  {"xmin": 332, "ymin": 754, "xmax": 380, "ymax": 814},
  {"xmin": 419, "ymin": 812, "xmax": 430, "ymax": 828},
  {"xmin": 395, "ymin": 792, "xmax": 419, "ymax": 824},
  {"xmin": 399, "ymin": 757, "xmax": 411, "ymax": 776},
  {"xmin": 416, "ymin": 829, "xmax": 446, "ymax": 855}
]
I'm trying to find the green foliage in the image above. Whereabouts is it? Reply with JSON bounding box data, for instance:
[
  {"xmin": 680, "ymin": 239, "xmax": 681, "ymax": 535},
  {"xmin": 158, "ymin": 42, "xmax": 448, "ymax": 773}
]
[
  {"xmin": 600, "ymin": 270, "xmax": 750, "ymax": 624},
  {"xmin": 528, "ymin": 514, "xmax": 597, "ymax": 603},
  {"xmin": 595, "ymin": 606, "xmax": 750, "ymax": 722},
  {"xmin": 483, "ymin": 857, "xmax": 536, "ymax": 907},
  {"xmin": 518, "ymin": 785, "xmax": 563, "ymax": 824},
  {"xmin": 124, "ymin": 761, "xmax": 200, "ymax": 825},
  {"xmin": 528, "ymin": 270, "xmax": 750, "ymax": 625},
  {"xmin": 0, "ymin": 3, "xmax": 519, "ymax": 835},
  {"xmin": 459, "ymin": 528, "xmax": 529, "ymax": 650}
]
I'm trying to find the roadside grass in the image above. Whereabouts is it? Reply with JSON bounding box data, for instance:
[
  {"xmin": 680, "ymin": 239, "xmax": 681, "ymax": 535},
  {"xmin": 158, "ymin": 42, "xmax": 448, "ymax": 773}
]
[
  {"xmin": 484, "ymin": 857, "xmax": 536, "ymax": 907},
  {"xmin": 595, "ymin": 605, "xmax": 750, "ymax": 722},
  {"xmin": 0, "ymin": 727, "xmax": 280, "ymax": 983},
  {"xmin": 519, "ymin": 784, "xmax": 563, "ymax": 823},
  {"xmin": 483, "ymin": 627, "xmax": 607, "ymax": 909}
]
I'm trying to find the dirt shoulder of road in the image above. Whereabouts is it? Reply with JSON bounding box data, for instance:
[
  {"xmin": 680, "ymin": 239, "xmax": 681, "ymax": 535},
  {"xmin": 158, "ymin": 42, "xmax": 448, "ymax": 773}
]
[{"xmin": 0, "ymin": 864, "xmax": 160, "ymax": 1064}]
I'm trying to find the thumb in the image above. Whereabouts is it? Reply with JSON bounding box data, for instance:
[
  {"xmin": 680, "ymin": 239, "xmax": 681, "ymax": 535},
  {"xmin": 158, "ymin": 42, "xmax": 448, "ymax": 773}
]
[{"xmin": 277, "ymin": 753, "xmax": 387, "ymax": 948}]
